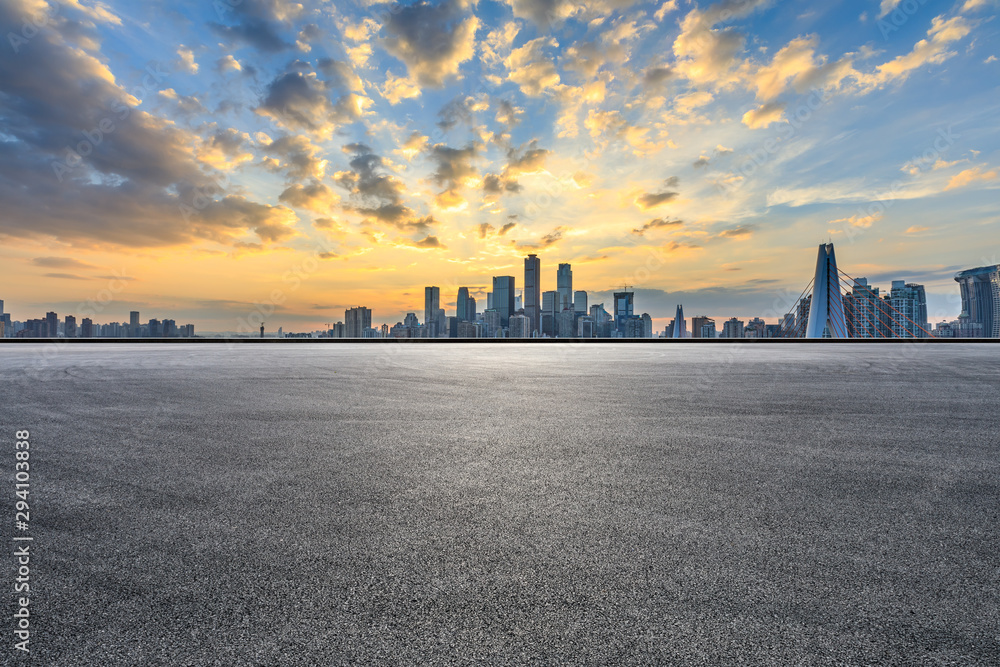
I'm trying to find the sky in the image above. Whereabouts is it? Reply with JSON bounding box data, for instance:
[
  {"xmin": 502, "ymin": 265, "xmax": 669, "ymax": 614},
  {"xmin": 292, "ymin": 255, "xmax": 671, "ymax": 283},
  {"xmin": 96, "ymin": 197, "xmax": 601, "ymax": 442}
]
[{"xmin": 0, "ymin": 0, "xmax": 998, "ymax": 333}]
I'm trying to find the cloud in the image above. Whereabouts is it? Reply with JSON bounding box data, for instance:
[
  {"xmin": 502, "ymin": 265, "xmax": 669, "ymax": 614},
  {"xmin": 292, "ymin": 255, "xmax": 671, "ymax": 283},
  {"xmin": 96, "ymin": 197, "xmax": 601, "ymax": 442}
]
[
  {"xmin": 501, "ymin": 0, "xmax": 640, "ymax": 27},
  {"xmin": 742, "ymin": 102, "xmax": 786, "ymax": 129},
  {"xmin": 673, "ymin": 0, "xmax": 770, "ymax": 87},
  {"xmin": 635, "ymin": 177, "xmax": 680, "ymax": 210},
  {"xmin": 335, "ymin": 143, "xmax": 434, "ymax": 232},
  {"xmin": 505, "ymin": 37, "xmax": 562, "ymax": 96},
  {"xmin": 176, "ymin": 46, "xmax": 198, "ymax": 74},
  {"xmin": 945, "ymin": 167, "xmax": 998, "ymax": 190},
  {"xmin": 511, "ymin": 225, "xmax": 566, "ymax": 250},
  {"xmin": 278, "ymin": 180, "xmax": 341, "ymax": 213},
  {"xmin": 427, "ymin": 143, "xmax": 480, "ymax": 209},
  {"xmin": 255, "ymin": 63, "xmax": 368, "ymax": 137},
  {"xmin": 0, "ymin": 0, "xmax": 299, "ymax": 249},
  {"xmin": 381, "ymin": 71, "xmax": 422, "ymax": 104},
  {"xmin": 42, "ymin": 272, "xmax": 89, "ymax": 280},
  {"xmin": 631, "ymin": 218, "xmax": 683, "ymax": 236},
  {"xmin": 217, "ymin": 55, "xmax": 242, "ymax": 73},
  {"xmin": 262, "ymin": 134, "xmax": 327, "ymax": 180},
  {"xmin": 828, "ymin": 213, "xmax": 881, "ymax": 228},
  {"xmin": 874, "ymin": 15, "xmax": 972, "ymax": 84},
  {"xmin": 32, "ymin": 256, "xmax": 97, "ymax": 269},
  {"xmin": 643, "ymin": 66, "xmax": 674, "ymax": 88},
  {"xmin": 408, "ymin": 235, "xmax": 446, "ymax": 249},
  {"xmin": 197, "ymin": 128, "xmax": 253, "ymax": 170},
  {"xmin": 381, "ymin": 0, "xmax": 480, "ymax": 87},
  {"xmin": 715, "ymin": 224, "xmax": 757, "ymax": 239},
  {"xmin": 208, "ymin": 0, "xmax": 299, "ymax": 52},
  {"xmin": 905, "ymin": 225, "xmax": 930, "ymax": 234},
  {"xmin": 877, "ymin": 0, "xmax": 902, "ymax": 19}
]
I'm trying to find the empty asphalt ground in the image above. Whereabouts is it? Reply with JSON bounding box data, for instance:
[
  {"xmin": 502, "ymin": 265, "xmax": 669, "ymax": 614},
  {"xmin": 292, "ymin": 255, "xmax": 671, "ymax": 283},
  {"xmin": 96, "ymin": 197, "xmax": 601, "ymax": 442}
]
[{"xmin": 1, "ymin": 343, "xmax": 998, "ymax": 665}]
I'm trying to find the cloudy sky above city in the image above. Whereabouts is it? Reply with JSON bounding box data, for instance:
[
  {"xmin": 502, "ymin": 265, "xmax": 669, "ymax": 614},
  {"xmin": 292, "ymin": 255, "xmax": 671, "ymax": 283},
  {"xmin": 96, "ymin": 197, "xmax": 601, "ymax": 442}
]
[{"xmin": 1, "ymin": 0, "xmax": 997, "ymax": 330}]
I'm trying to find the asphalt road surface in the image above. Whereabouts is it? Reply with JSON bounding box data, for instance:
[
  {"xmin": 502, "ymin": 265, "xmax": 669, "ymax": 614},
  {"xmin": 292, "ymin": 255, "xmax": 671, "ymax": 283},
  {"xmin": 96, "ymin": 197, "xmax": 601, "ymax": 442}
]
[{"xmin": 1, "ymin": 343, "xmax": 998, "ymax": 665}]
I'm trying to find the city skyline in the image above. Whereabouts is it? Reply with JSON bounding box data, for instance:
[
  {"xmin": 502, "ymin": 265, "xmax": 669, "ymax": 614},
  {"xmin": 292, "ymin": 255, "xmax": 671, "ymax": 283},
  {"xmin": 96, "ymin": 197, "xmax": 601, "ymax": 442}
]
[
  {"xmin": 4, "ymin": 250, "xmax": 997, "ymax": 338},
  {"xmin": 1, "ymin": 0, "xmax": 998, "ymax": 331}
]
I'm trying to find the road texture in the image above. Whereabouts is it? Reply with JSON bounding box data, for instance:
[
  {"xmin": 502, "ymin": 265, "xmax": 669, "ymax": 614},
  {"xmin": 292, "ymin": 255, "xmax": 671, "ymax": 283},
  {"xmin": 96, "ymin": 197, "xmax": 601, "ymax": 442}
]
[{"xmin": 1, "ymin": 343, "xmax": 998, "ymax": 665}]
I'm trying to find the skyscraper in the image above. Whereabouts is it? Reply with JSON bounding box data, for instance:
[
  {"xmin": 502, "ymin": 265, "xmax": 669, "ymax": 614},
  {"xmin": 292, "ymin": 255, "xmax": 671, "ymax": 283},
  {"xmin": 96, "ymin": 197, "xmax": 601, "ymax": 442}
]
[
  {"xmin": 64, "ymin": 315, "xmax": 77, "ymax": 338},
  {"xmin": 424, "ymin": 286, "xmax": 440, "ymax": 327},
  {"xmin": 670, "ymin": 305, "xmax": 686, "ymax": 338},
  {"xmin": 722, "ymin": 318, "xmax": 745, "ymax": 338},
  {"xmin": 508, "ymin": 313, "xmax": 531, "ymax": 338},
  {"xmin": 691, "ymin": 316, "xmax": 712, "ymax": 339},
  {"xmin": 613, "ymin": 291, "xmax": 633, "ymax": 334},
  {"xmin": 524, "ymin": 254, "xmax": 540, "ymax": 334},
  {"xmin": 130, "ymin": 311, "xmax": 140, "ymax": 337},
  {"xmin": 574, "ymin": 290, "xmax": 588, "ymax": 314},
  {"xmin": 541, "ymin": 290, "xmax": 557, "ymax": 336},
  {"xmin": 457, "ymin": 287, "xmax": 470, "ymax": 322},
  {"xmin": 492, "ymin": 276, "xmax": 515, "ymax": 327},
  {"xmin": 345, "ymin": 306, "xmax": 372, "ymax": 338},
  {"xmin": 557, "ymin": 264, "xmax": 573, "ymax": 312},
  {"xmin": 885, "ymin": 281, "xmax": 928, "ymax": 338},
  {"xmin": 46, "ymin": 311, "xmax": 58, "ymax": 338},
  {"xmin": 955, "ymin": 265, "xmax": 1000, "ymax": 338}
]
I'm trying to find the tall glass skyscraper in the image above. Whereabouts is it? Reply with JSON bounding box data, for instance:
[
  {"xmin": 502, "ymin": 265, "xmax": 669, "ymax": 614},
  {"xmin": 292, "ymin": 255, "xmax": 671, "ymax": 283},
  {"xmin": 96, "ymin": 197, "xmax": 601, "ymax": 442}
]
[
  {"xmin": 457, "ymin": 287, "xmax": 470, "ymax": 322},
  {"xmin": 613, "ymin": 291, "xmax": 633, "ymax": 334},
  {"xmin": 524, "ymin": 254, "xmax": 540, "ymax": 335},
  {"xmin": 424, "ymin": 286, "xmax": 440, "ymax": 327},
  {"xmin": 955, "ymin": 265, "xmax": 1000, "ymax": 338},
  {"xmin": 492, "ymin": 276, "xmax": 515, "ymax": 327},
  {"xmin": 557, "ymin": 263, "xmax": 573, "ymax": 312}
]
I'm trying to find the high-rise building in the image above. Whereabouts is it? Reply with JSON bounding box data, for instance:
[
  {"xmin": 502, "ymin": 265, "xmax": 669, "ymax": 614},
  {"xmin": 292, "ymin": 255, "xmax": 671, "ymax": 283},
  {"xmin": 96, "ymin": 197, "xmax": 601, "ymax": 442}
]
[
  {"xmin": 700, "ymin": 320, "xmax": 717, "ymax": 338},
  {"xmin": 524, "ymin": 254, "xmax": 540, "ymax": 334},
  {"xmin": 670, "ymin": 305, "xmax": 686, "ymax": 338},
  {"xmin": 541, "ymin": 290, "xmax": 557, "ymax": 337},
  {"xmin": 557, "ymin": 264, "xmax": 573, "ymax": 312},
  {"xmin": 557, "ymin": 308, "xmax": 575, "ymax": 338},
  {"xmin": 492, "ymin": 276, "xmax": 515, "ymax": 326},
  {"xmin": 45, "ymin": 311, "xmax": 58, "ymax": 338},
  {"xmin": 574, "ymin": 291, "xmax": 588, "ymax": 314},
  {"xmin": 130, "ymin": 311, "xmax": 140, "ymax": 337},
  {"xmin": 722, "ymin": 318, "xmax": 745, "ymax": 338},
  {"xmin": 467, "ymin": 296, "xmax": 477, "ymax": 321},
  {"xmin": 482, "ymin": 308, "xmax": 501, "ymax": 337},
  {"xmin": 641, "ymin": 313, "xmax": 653, "ymax": 338},
  {"xmin": 623, "ymin": 317, "xmax": 645, "ymax": 338},
  {"xmin": 691, "ymin": 316, "xmax": 712, "ymax": 339},
  {"xmin": 424, "ymin": 286, "xmax": 440, "ymax": 327},
  {"xmin": 745, "ymin": 317, "xmax": 766, "ymax": 338},
  {"xmin": 955, "ymin": 265, "xmax": 1000, "ymax": 338},
  {"xmin": 613, "ymin": 291, "xmax": 634, "ymax": 334},
  {"xmin": 80, "ymin": 318, "xmax": 93, "ymax": 338},
  {"xmin": 885, "ymin": 281, "xmax": 928, "ymax": 338},
  {"xmin": 457, "ymin": 287, "xmax": 470, "ymax": 322},
  {"xmin": 457, "ymin": 321, "xmax": 479, "ymax": 338},
  {"xmin": 345, "ymin": 306, "xmax": 372, "ymax": 338},
  {"xmin": 64, "ymin": 315, "xmax": 77, "ymax": 338},
  {"xmin": 508, "ymin": 313, "xmax": 531, "ymax": 338}
]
